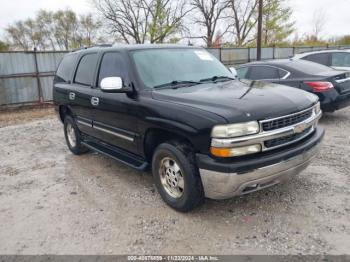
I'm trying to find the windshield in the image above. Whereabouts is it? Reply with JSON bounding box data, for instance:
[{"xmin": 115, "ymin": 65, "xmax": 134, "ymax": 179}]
[{"xmin": 131, "ymin": 48, "xmax": 232, "ymax": 88}]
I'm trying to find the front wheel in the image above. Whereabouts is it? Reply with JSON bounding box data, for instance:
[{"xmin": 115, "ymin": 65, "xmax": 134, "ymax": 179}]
[
  {"xmin": 63, "ymin": 115, "xmax": 88, "ymax": 155},
  {"xmin": 152, "ymin": 142, "xmax": 204, "ymax": 212}
]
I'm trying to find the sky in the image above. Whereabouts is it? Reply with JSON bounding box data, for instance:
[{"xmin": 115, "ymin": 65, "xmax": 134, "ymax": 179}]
[{"xmin": 0, "ymin": 0, "xmax": 349, "ymax": 40}]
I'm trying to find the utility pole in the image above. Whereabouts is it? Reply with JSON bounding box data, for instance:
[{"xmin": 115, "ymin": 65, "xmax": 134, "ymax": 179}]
[{"xmin": 257, "ymin": 0, "xmax": 263, "ymax": 61}]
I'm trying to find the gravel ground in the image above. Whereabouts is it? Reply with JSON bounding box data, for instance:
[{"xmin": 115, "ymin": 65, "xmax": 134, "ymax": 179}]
[{"xmin": 0, "ymin": 107, "xmax": 349, "ymax": 255}]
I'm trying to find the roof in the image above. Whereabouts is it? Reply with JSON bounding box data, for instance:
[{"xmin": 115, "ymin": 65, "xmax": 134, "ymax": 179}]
[
  {"xmin": 71, "ymin": 44, "xmax": 198, "ymax": 53},
  {"xmin": 236, "ymin": 58, "xmax": 332, "ymax": 71},
  {"xmin": 293, "ymin": 48, "xmax": 350, "ymax": 58},
  {"xmin": 239, "ymin": 59, "xmax": 295, "ymax": 66}
]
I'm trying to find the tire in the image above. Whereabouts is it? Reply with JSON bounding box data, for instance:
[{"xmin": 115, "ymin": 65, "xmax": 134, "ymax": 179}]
[
  {"xmin": 152, "ymin": 141, "xmax": 205, "ymax": 212},
  {"xmin": 63, "ymin": 115, "xmax": 88, "ymax": 155}
]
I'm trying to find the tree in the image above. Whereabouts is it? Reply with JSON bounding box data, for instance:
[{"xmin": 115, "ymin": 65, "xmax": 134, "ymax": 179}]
[
  {"xmin": 311, "ymin": 8, "xmax": 327, "ymax": 41},
  {"xmin": 94, "ymin": 0, "xmax": 149, "ymax": 44},
  {"xmin": 6, "ymin": 21, "xmax": 31, "ymax": 50},
  {"xmin": 261, "ymin": 0, "xmax": 295, "ymax": 46},
  {"xmin": 147, "ymin": 0, "xmax": 189, "ymax": 43},
  {"xmin": 53, "ymin": 9, "xmax": 80, "ymax": 50},
  {"xmin": 227, "ymin": 0, "xmax": 258, "ymax": 46},
  {"xmin": 5, "ymin": 9, "xmax": 103, "ymax": 51},
  {"xmin": 335, "ymin": 35, "xmax": 350, "ymax": 46},
  {"xmin": 36, "ymin": 10, "xmax": 57, "ymax": 50},
  {"xmin": 93, "ymin": 0, "xmax": 188, "ymax": 44},
  {"xmin": 0, "ymin": 40, "xmax": 9, "ymax": 51},
  {"xmin": 190, "ymin": 0, "xmax": 229, "ymax": 47},
  {"xmin": 23, "ymin": 18, "xmax": 46, "ymax": 50},
  {"xmin": 79, "ymin": 14, "xmax": 104, "ymax": 47}
]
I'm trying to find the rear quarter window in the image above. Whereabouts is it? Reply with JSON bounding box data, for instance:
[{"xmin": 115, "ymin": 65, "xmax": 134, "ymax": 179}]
[
  {"xmin": 55, "ymin": 54, "xmax": 78, "ymax": 83},
  {"xmin": 303, "ymin": 53, "xmax": 330, "ymax": 66},
  {"xmin": 287, "ymin": 60, "xmax": 333, "ymax": 76},
  {"xmin": 331, "ymin": 53, "xmax": 350, "ymax": 67}
]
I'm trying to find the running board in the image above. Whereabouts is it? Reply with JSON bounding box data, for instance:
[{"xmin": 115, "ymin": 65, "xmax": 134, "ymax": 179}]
[{"xmin": 81, "ymin": 140, "xmax": 149, "ymax": 171}]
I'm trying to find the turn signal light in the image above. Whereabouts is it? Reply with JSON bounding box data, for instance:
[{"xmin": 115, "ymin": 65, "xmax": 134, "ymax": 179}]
[
  {"xmin": 305, "ymin": 81, "xmax": 334, "ymax": 92},
  {"xmin": 210, "ymin": 144, "xmax": 261, "ymax": 158}
]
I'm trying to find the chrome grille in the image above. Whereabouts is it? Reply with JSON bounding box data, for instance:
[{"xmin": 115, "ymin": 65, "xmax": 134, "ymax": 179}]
[
  {"xmin": 262, "ymin": 108, "xmax": 313, "ymax": 131},
  {"xmin": 211, "ymin": 103, "xmax": 321, "ymax": 155},
  {"xmin": 264, "ymin": 127, "xmax": 312, "ymax": 148}
]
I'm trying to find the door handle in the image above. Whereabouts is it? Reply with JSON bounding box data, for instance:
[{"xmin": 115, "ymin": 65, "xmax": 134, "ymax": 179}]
[
  {"xmin": 69, "ymin": 92, "xmax": 75, "ymax": 100},
  {"xmin": 91, "ymin": 97, "xmax": 99, "ymax": 106}
]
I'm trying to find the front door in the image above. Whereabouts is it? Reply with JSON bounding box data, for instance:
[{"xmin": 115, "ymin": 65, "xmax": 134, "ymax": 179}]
[{"xmin": 90, "ymin": 52, "xmax": 139, "ymax": 155}]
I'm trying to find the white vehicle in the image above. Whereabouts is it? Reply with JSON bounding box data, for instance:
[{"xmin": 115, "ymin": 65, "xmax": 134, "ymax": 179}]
[{"xmin": 293, "ymin": 49, "xmax": 350, "ymax": 71}]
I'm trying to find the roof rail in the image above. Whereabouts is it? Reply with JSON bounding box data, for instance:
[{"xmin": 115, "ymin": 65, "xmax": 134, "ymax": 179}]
[
  {"xmin": 71, "ymin": 44, "xmax": 113, "ymax": 52},
  {"xmin": 295, "ymin": 46, "xmax": 350, "ymax": 55},
  {"xmin": 112, "ymin": 43, "xmax": 130, "ymax": 47}
]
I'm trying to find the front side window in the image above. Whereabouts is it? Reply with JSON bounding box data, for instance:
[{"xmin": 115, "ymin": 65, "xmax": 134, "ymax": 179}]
[
  {"xmin": 98, "ymin": 52, "xmax": 127, "ymax": 86},
  {"xmin": 131, "ymin": 48, "xmax": 232, "ymax": 88},
  {"xmin": 236, "ymin": 67, "xmax": 249, "ymax": 79},
  {"xmin": 74, "ymin": 53, "xmax": 98, "ymax": 86},
  {"xmin": 303, "ymin": 53, "xmax": 330, "ymax": 66},
  {"xmin": 331, "ymin": 53, "xmax": 350, "ymax": 67},
  {"xmin": 248, "ymin": 66, "xmax": 280, "ymax": 80}
]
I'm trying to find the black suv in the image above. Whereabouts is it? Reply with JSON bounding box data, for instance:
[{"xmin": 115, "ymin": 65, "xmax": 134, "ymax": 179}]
[{"xmin": 53, "ymin": 45, "xmax": 324, "ymax": 212}]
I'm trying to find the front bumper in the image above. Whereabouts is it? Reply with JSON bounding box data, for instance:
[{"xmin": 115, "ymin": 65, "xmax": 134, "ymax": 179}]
[{"xmin": 197, "ymin": 127, "xmax": 324, "ymax": 200}]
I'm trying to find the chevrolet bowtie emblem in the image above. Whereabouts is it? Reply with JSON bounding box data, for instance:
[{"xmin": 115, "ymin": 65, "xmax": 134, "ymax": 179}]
[{"xmin": 294, "ymin": 123, "xmax": 308, "ymax": 134}]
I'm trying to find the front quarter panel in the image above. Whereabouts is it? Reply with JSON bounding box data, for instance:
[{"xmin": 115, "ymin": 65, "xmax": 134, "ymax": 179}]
[{"xmin": 136, "ymin": 94, "xmax": 227, "ymax": 155}]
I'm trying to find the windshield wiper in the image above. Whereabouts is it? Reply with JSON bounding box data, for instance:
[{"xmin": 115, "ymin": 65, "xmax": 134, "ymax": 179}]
[
  {"xmin": 200, "ymin": 75, "xmax": 235, "ymax": 83},
  {"xmin": 154, "ymin": 80, "xmax": 202, "ymax": 89}
]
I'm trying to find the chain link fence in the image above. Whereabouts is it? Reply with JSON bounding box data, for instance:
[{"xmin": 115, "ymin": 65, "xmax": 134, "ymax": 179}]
[{"xmin": 1, "ymin": 45, "xmax": 349, "ymax": 107}]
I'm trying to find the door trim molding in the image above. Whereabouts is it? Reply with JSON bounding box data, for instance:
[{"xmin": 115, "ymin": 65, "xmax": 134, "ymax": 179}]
[
  {"xmin": 75, "ymin": 116, "xmax": 135, "ymax": 142},
  {"xmin": 93, "ymin": 125, "xmax": 135, "ymax": 142}
]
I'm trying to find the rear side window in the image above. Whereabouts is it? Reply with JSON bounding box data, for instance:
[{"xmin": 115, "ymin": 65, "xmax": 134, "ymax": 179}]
[
  {"xmin": 248, "ymin": 66, "xmax": 280, "ymax": 80},
  {"xmin": 278, "ymin": 69, "xmax": 289, "ymax": 79},
  {"xmin": 74, "ymin": 53, "xmax": 98, "ymax": 86},
  {"xmin": 98, "ymin": 52, "xmax": 127, "ymax": 86},
  {"xmin": 303, "ymin": 53, "xmax": 330, "ymax": 66},
  {"xmin": 287, "ymin": 60, "xmax": 333, "ymax": 75},
  {"xmin": 331, "ymin": 53, "xmax": 350, "ymax": 67},
  {"xmin": 55, "ymin": 54, "xmax": 78, "ymax": 83}
]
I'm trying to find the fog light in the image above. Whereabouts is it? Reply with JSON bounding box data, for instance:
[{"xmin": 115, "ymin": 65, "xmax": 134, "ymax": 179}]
[{"xmin": 210, "ymin": 144, "xmax": 261, "ymax": 158}]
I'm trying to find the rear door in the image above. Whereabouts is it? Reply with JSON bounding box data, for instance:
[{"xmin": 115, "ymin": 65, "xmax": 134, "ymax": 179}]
[
  {"xmin": 69, "ymin": 52, "xmax": 99, "ymax": 136},
  {"xmin": 246, "ymin": 65, "xmax": 281, "ymax": 82}
]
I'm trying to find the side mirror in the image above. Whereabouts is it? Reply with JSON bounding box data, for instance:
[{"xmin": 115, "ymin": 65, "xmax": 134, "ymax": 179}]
[
  {"xmin": 100, "ymin": 77, "xmax": 125, "ymax": 93},
  {"xmin": 229, "ymin": 67, "xmax": 238, "ymax": 79}
]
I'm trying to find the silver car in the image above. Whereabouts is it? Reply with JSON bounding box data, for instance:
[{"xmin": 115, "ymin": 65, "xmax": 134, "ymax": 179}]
[{"xmin": 294, "ymin": 49, "xmax": 350, "ymax": 71}]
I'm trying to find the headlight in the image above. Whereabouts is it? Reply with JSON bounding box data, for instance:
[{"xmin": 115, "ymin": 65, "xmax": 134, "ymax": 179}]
[
  {"xmin": 314, "ymin": 102, "xmax": 321, "ymax": 114},
  {"xmin": 211, "ymin": 121, "xmax": 260, "ymax": 138},
  {"xmin": 211, "ymin": 144, "xmax": 261, "ymax": 158}
]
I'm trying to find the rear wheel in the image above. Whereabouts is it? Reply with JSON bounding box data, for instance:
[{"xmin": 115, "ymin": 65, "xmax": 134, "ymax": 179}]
[
  {"xmin": 152, "ymin": 142, "xmax": 204, "ymax": 212},
  {"xmin": 64, "ymin": 115, "xmax": 88, "ymax": 155}
]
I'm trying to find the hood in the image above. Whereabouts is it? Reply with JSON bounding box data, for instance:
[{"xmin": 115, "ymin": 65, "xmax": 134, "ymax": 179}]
[{"xmin": 151, "ymin": 80, "xmax": 318, "ymax": 123}]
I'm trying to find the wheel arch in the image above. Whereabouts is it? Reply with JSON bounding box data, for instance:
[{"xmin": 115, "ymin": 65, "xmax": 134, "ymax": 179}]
[
  {"xmin": 58, "ymin": 105, "xmax": 73, "ymax": 123},
  {"xmin": 143, "ymin": 128, "xmax": 195, "ymax": 163}
]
